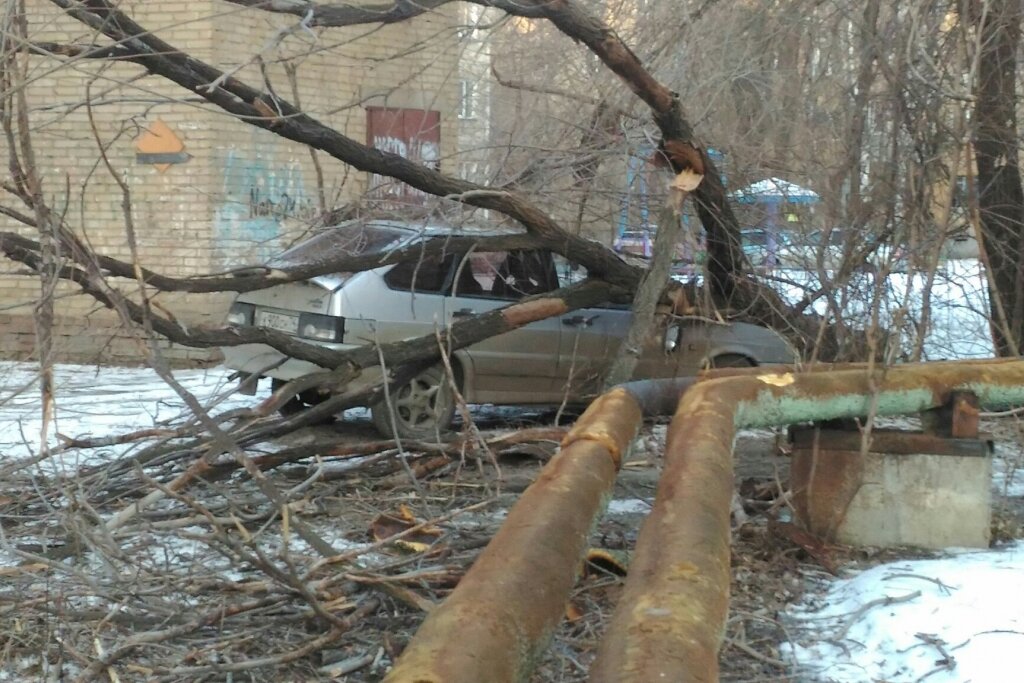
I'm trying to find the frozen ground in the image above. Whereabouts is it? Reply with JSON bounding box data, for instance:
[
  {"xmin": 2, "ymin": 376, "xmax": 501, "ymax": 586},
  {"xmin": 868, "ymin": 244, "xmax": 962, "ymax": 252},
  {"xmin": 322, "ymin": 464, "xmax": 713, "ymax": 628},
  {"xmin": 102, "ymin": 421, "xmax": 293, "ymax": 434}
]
[
  {"xmin": 3, "ymin": 361, "xmax": 1024, "ymax": 679},
  {"xmin": 1, "ymin": 256, "xmax": 1022, "ymax": 682},
  {"xmin": 771, "ymin": 258, "xmax": 995, "ymax": 360},
  {"xmin": 783, "ymin": 543, "xmax": 1024, "ymax": 683},
  {"xmin": 0, "ymin": 361, "xmax": 250, "ymax": 468},
  {"xmin": 777, "ymin": 413, "xmax": 1024, "ymax": 682}
]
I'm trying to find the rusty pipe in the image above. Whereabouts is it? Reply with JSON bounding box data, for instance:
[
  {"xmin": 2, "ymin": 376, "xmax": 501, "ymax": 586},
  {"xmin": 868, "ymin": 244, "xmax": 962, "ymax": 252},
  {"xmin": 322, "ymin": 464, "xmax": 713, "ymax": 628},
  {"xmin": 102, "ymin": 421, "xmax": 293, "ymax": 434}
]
[
  {"xmin": 591, "ymin": 359, "xmax": 1024, "ymax": 683},
  {"xmin": 383, "ymin": 388, "xmax": 642, "ymax": 683}
]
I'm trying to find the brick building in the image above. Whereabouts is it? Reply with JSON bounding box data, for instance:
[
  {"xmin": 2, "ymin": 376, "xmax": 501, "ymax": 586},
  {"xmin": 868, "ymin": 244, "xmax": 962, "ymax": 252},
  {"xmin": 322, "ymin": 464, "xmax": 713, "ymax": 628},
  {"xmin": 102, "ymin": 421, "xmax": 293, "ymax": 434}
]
[{"xmin": 0, "ymin": 1, "xmax": 460, "ymax": 364}]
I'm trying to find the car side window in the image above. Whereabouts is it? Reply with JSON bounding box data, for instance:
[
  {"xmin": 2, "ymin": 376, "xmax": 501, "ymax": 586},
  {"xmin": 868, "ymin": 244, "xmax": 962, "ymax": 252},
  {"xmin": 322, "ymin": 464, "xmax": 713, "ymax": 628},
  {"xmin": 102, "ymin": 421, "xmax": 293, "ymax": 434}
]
[
  {"xmin": 384, "ymin": 253, "xmax": 456, "ymax": 293},
  {"xmin": 453, "ymin": 250, "xmax": 558, "ymax": 300},
  {"xmin": 553, "ymin": 254, "xmax": 630, "ymax": 309},
  {"xmin": 553, "ymin": 254, "xmax": 588, "ymax": 288}
]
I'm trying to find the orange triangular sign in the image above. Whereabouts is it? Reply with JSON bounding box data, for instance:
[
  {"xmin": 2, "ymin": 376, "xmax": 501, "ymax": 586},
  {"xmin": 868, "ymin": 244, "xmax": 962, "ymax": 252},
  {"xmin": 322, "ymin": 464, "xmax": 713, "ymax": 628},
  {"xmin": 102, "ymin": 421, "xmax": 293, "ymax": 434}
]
[{"xmin": 135, "ymin": 120, "xmax": 186, "ymax": 173}]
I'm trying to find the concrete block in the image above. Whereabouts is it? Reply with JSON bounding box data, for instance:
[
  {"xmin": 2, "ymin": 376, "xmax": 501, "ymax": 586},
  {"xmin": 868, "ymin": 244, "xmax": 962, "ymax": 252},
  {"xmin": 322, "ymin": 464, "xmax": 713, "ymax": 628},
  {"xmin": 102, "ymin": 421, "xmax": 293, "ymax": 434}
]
[{"xmin": 790, "ymin": 428, "xmax": 993, "ymax": 550}]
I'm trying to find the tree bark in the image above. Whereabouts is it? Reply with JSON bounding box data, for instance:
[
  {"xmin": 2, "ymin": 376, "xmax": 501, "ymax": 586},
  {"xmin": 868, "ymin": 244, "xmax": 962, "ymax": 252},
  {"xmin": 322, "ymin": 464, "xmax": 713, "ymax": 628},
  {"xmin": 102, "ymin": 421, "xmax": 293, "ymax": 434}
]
[
  {"xmin": 603, "ymin": 203, "xmax": 683, "ymax": 387},
  {"xmin": 833, "ymin": 0, "xmax": 880, "ymax": 227},
  {"xmin": 973, "ymin": 0, "xmax": 1024, "ymax": 355},
  {"xmin": 0, "ymin": 229, "xmax": 546, "ymax": 293}
]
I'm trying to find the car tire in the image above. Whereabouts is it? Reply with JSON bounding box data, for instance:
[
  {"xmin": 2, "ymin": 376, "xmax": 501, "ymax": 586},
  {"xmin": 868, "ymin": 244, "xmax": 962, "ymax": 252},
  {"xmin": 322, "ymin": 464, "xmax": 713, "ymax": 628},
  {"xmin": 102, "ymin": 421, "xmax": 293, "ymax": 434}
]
[
  {"xmin": 371, "ymin": 365, "xmax": 456, "ymax": 440},
  {"xmin": 710, "ymin": 353, "xmax": 754, "ymax": 369},
  {"xmin": 270, "ymin": 378, "xmax": 329, "ymax": 417}
]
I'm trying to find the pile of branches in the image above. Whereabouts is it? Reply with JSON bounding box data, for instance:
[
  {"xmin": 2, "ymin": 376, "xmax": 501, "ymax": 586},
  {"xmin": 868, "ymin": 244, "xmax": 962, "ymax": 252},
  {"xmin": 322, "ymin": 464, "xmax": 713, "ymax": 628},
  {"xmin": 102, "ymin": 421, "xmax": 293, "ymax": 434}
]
[{"xmin": 0, "ymin": 383, "xmax": 569, "ymax": 680}]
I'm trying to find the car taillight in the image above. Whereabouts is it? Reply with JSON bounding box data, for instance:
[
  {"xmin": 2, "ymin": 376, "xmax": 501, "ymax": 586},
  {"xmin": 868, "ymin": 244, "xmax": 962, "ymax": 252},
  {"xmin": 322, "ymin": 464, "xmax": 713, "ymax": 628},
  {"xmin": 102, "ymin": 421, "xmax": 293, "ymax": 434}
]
[
  {"xmin": 227, "ymin": 302, "xmax": 254, "ymax": 326},
  {"xmin": 297, "ymin": 313, "xmax": 345, "ymax": 342}
]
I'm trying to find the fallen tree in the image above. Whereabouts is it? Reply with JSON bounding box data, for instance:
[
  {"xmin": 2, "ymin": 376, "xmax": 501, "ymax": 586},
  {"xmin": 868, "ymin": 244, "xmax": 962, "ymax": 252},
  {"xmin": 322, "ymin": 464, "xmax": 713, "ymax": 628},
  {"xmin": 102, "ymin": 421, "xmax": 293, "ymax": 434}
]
[{"xmin": 0, "ymin": 0, "xmax": 919, "ymax": 420}]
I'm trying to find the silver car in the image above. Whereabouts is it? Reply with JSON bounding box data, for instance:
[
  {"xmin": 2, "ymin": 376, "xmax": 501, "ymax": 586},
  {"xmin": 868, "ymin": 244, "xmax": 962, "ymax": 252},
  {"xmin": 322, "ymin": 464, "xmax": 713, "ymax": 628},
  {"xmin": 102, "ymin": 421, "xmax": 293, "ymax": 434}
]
[{"xmin": 223, "ymin": 220, "xmax": 796, "ymax": 438}]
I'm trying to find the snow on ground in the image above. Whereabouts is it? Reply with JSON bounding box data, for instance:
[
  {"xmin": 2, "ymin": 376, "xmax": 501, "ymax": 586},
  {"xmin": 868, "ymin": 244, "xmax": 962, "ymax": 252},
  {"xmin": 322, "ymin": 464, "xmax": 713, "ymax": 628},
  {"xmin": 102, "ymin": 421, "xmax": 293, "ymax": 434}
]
[
  {"xmin": 0, "ymin": 258, "xmax": 1019, "ymax": 680},
  {"xmin": 0, "ymin": 361, "xmax": 253, "ymax": 469},
  {"xmin": 772, "ymin": 258, "xmax": 995, "ymax": 360},
  {"xmin": 606, "ymin": 498, "xmax": 652, "ymax": 515},
  {"xmin": 783, "ymin": 543, "xmax": 1024, "ymax": 683},
  {"xmin": 993, "ymin": 439, "xmax": 1024, "ymax": 498}
]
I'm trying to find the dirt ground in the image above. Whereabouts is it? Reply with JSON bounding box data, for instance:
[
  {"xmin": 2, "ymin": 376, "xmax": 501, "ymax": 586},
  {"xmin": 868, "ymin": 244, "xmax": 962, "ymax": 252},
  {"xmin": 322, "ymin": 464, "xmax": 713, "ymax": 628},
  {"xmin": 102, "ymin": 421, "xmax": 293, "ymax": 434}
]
[{"xmin": 1, "ymin": 407, "xmax": 1021, "ymax": 682}]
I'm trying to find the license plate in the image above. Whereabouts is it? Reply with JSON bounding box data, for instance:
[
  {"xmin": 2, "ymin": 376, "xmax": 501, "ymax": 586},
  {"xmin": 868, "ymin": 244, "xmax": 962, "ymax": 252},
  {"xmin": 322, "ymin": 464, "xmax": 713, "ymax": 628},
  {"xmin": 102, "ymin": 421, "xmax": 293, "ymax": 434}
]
[{"xmin": 255, "ymin": 310, "xmax": 298, "ymax": 334}]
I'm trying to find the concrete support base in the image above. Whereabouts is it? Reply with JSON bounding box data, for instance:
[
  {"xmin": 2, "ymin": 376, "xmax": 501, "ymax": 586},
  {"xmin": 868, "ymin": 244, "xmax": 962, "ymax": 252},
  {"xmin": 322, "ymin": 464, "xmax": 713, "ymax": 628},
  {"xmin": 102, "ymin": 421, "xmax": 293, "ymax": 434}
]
[{"xmin": 790, "ymin": 428, "xmax": 993, "ymax": 550}]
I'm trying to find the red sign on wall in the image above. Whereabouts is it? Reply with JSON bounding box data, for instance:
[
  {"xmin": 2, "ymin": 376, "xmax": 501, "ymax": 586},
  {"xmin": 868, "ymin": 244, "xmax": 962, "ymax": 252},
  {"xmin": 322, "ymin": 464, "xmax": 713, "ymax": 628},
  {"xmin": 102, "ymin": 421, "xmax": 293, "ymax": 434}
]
[{"xmin": 366, "ymin": 107, "xmax": 441, "ymax": 206}]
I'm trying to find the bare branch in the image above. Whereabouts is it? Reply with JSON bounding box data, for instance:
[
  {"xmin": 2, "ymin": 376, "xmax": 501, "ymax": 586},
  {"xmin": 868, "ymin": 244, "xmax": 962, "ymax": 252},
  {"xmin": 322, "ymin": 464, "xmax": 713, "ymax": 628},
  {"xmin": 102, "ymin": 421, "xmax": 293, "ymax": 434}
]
[
  {"xmin": 0, "ymin": 229, "xmax": 544, "ymax": 293},
  {"xmin": 222, "ymin": 0, "xmax": 452, "ymax": 28},
  {"xmin": 42, "ymin": 0, "xmax": 639, "ymax": 288}
]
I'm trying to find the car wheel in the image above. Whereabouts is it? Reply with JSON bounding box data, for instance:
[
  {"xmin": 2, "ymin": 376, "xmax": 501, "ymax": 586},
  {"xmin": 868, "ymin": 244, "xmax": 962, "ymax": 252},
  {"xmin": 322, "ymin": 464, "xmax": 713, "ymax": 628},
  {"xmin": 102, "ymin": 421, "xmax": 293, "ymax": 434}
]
[
  {"xmin": 270, "ymin": 378, "xmax": 329, "ymax": 417},
  {"xmin": 710, "ymin": 353, "xmax": 754, "ymax": 369},
  {"xmin": 371, "ymin": 365, "xmax": 456, "ymax": 440}
]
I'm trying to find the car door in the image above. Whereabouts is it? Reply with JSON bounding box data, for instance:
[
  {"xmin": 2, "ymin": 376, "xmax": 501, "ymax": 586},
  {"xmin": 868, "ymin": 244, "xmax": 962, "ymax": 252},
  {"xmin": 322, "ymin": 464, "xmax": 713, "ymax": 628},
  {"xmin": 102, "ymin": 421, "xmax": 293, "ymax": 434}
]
[
  {"xmin": 550, "ymin": 256, "xmax": 623, "ymax": 398},
  {"xmin": 551, "ymin": 256, "xmax": 695, "ymax": 390},
  {"xmin": 450, "ymin": 250, "xmax": 563, "ymax": 403},
  {"xmin": 594, "ymin": 303, "xmax": 693, "ymax": 383}
]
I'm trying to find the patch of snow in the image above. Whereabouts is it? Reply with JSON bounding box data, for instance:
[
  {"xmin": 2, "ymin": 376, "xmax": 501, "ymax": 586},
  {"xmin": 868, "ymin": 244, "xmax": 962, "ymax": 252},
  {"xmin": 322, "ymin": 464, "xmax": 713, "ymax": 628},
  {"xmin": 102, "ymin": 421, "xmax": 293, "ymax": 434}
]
[
  {"xmin": 0, "ymin": 362, "xmax": 258, "ymax": 468},
  {"xmin": 992, "ymin": 440, "xmax": 1024, "ymax": 498},
  {"xmin": 773, "ymin": 259, "xmax": 995, "ymax": 360},
  {"xmin": 736, "ymin": 427, "xmax": 781, "ymax": 440},
  {"xmin": 606, "ymin": 498, "xmax": 652, "ymax": 515},
  {"xmin": 783, "ymin": 542, "xmax": 1024, "ymax": 682}
]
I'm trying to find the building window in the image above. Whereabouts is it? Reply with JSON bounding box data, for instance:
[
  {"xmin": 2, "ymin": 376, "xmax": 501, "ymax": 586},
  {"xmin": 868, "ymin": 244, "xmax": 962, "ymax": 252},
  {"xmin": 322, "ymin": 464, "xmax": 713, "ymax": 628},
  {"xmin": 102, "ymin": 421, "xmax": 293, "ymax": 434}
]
[{"xmin": 458, "ymin": 80, "xmax": 476, "ymax": 120}]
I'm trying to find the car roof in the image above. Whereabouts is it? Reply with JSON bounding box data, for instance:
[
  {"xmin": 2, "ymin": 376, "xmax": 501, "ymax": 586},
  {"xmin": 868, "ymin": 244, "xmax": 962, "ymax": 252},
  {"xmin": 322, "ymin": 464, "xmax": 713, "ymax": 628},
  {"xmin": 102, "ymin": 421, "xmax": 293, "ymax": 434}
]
[{"xmin": 279, "ymin": 219, "xmax": 526, "ymax": 290}]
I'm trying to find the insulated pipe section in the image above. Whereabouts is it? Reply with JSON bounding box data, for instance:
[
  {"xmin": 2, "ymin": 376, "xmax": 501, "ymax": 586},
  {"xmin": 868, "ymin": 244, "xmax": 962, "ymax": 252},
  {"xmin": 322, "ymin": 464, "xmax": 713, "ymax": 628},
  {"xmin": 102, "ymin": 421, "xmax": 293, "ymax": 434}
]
[
  {"xmin": 383, "ymin": 388, "xmax": 643, "ymax": 683},
  {"xmin": 590, "ymin": 359, "xmax": 1024, "ymax": 683},
  {"xmin": 620, "ymin": 358, "xmax": 1024, "ymax": 417}
]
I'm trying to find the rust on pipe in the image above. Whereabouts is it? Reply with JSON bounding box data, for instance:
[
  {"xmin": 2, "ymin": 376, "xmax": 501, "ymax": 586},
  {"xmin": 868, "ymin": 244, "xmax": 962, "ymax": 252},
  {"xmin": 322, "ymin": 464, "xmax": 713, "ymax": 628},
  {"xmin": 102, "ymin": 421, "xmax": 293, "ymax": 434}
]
[
  {"xmin": 384, "ymin": 387, "xmax": 642, "ymax": 683},
  {"xmin": 591, "ymin": 359, "xmax": 1024, "ymax": 683},
  {"xmin": 589, "ymin": 382, "xmax": 735, "ymax": 683}
]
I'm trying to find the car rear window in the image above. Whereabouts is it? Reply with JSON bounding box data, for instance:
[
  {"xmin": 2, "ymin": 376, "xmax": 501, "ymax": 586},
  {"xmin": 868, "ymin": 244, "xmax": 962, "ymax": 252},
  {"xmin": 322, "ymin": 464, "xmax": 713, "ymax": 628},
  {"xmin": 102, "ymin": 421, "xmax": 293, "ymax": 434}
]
[
  {"xmin": 269, "ymin": 223, "xmax": 408, "ymax": 267},
  {"xmin": 454, "ymin": 251, "xmax": 558, "ymax": 300},
  {"xmin": 385, "ymin": 253, "xmax": 457, "ymax": 293}
]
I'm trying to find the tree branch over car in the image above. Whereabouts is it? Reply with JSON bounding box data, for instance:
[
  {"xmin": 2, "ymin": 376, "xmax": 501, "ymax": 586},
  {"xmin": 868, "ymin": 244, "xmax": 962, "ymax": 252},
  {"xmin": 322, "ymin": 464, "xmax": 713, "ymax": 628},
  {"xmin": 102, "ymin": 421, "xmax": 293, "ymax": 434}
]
[{"xmin": 41, "ymin": 0, "xmax": 786, "ymax": 306}]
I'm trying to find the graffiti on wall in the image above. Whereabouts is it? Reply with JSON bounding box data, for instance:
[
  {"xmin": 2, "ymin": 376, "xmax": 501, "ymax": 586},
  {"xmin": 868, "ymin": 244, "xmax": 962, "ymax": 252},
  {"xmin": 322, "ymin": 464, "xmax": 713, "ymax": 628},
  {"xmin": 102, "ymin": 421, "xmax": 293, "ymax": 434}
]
[
  {"xmin": 214, "ymin": 147, "xmax": 317, "ymax": 266},
  {"xmin": 366, "ymin": 107, "xmax": 441, "ymax": 206},
  {"xmin": 248, "ymin": 185, "xmax": 316, "ymax": 220}
]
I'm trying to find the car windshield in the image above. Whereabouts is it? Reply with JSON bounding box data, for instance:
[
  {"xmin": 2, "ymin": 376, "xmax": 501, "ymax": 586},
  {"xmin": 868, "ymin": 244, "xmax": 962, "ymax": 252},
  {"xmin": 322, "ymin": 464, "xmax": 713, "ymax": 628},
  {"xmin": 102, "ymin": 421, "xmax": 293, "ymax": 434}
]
[{"xmin": 269, "ymin": 223, "xmax": 409, "ymax": 267}]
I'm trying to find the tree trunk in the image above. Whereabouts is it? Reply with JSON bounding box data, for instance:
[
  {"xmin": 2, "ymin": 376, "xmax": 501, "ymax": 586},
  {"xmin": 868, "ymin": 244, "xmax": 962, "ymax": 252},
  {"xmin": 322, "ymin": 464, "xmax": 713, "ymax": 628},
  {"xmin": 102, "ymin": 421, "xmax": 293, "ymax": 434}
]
[
  {"xmin": 603, "ymin": 203, "xmax": 683, "ymax": 387},
  {"xmin": 973, "ymin": 0, "xmax": 1024, "ymax": 355}
]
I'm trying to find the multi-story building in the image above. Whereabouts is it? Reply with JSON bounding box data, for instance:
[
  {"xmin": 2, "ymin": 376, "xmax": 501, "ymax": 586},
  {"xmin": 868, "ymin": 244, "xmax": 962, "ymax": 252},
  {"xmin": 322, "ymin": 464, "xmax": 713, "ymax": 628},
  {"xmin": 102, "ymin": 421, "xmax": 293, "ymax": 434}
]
[{"xmin": 0, "ymin": 1, "xmax": 460, "ymax": 364}]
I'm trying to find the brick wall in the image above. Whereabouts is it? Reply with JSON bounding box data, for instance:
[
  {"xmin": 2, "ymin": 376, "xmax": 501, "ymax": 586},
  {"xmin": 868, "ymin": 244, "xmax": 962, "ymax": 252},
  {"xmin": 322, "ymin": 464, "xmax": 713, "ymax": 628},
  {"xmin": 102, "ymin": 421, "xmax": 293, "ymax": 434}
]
[{"xmin": 0, "ymin": 1, "xmax": 459, "ymax": 366}]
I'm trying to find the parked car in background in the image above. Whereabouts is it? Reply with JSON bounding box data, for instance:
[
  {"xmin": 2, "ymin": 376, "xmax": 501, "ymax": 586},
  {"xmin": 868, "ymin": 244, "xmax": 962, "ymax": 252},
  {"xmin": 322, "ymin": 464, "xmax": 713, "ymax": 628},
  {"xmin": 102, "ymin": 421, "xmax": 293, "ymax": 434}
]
[
  {"xmin": 223, "ymin": 220, "xmax": 797, "ymax": 438},
  {"xmin": 941, "ymin": 230, "xmax": 979, "ymax": 260}
]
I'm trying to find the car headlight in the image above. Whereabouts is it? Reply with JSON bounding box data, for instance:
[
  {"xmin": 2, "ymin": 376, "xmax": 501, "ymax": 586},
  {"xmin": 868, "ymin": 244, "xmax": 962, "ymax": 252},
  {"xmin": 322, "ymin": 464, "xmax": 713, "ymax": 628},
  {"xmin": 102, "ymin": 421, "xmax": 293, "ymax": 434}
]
[
  {"xmin": 227, "ymin": 302, "xmax": 254, "ymax": 326},
  {"xmin": 664, "ymin": 324, "xmax": 681, "ymax": 353},
  {"xmin": 298, "ymin": 313, "xmax": 345, "ymax": 342}
]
